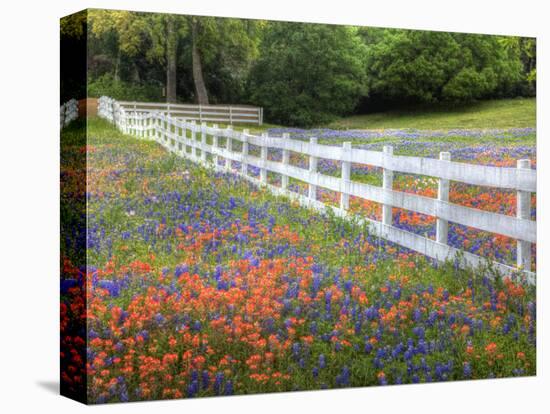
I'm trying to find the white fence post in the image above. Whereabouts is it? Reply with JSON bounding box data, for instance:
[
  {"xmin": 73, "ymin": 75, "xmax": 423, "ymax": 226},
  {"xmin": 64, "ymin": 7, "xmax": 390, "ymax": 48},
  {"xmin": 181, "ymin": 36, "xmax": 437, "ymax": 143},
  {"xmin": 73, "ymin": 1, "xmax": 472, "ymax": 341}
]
[
  {"xmin": 260, "ymin": 133, "xmax": 268, "ymax": 184},
  {"xmin": 141, "ymin": 112, "xmax": 147, "ymax": 139},
  {"xmin": 162, "ymin": 115, "xmax": 167, "ymax": 143},
  {"xmin": 308, "ymin": 137, "xmax": 318, "ymax": 202},
  {"xmin": 241, "ymin": 129, "xmax": 249, "ymax": 176},
  {"xmin": 200, "ymin": 122, "xmax": 207, "ymax": 163},
  {"xmin": 144, "ymin": 112, "xmax": 148, "ymax": 138},
  {"xmin": 436, "ymin": 151, "xmax": 451, "ymax": 244},
  {"xmin": 184, "ymin": 121, "xmax": 189, "ymax": 157},
  {"xmin": 173, "ymin": 119, "xmax": 179, "ymax": 155},
  {"xmin": 281, "ymin": 133, "xmax": 290, "ymax": 190},
  {"xmin": 166, "ymin": 117, "xmax": 170, "ymax": 145},
  {"xmin": 130, "ymin": 102, "xmax": 137, "ymax": 136},
  {"xmin": 340, "ymin": 141, "xmax": 352, "ymax": 210},
  {"xmin": 212, "ymin": 124, "xmax": 219, "ymax": 168},
  {"xmin": 165, "ymin": 117, "xmax": 170, "ymax": 149},
  {"xmin": 517, "ymin": 159, "xmax": 532, "ymax": 271},
  {"xmin": 382, "ymin": 145, "xmax": 394, "ymax": 226},
  {"xmin": 157, "ymin": 114, "xmax": 161, "ymax": 141},
  {"xmin": 226, "ymin": 127, "xmax": 233, "ymax": 170},
  {"xmin": 191, "ymin": 121, "xmax": 197, "ymax": 159},
  {"xmin": 229, "ymin": 107, "xmax": 233, "ymax": 125},
  {"xmin": 172, "ymin": 119, "xmax": 178, "ymax": 152},
  {"xmin": 160, "ymin": 114, "xmax": 164, "ymax": 142},
  {"xmin": 143, "ymin": 114, "xmax": 147, "ymax": 138},
  {"xmin": 184, "ymin": 120, "xmax": 191, "ymax": 156},
  {"xmin": 179, "ymin": 120, "xmax": 185, "ymax": 156}
]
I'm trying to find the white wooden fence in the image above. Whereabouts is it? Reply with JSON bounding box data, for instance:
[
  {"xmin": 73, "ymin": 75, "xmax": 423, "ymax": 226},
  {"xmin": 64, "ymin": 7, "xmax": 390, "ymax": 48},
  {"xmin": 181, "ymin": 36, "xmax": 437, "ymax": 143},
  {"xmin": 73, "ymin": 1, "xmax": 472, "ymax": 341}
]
[
  {"xmin": 98, "ymin": 96, "xmax": 537, "ymax": 284},
  {"xmin": 115, "ymin": 99, "xmax": 263, "ymax": 125},
  {"xmin": 60, "ymin": 99, "xmax": 79, "ymax": 129}
]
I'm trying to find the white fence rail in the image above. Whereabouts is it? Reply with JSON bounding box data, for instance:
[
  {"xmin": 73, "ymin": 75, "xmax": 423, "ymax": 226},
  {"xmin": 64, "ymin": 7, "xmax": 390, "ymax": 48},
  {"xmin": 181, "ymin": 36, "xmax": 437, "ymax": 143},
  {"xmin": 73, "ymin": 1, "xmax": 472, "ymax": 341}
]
[
  {"xmin": 60, "ymin": 99, "xmax": 79, "ymax": 129},
  {"xmin": 115, "ymin": 99, "xmax": 263, "ymax": 125},
  {"xmin": 98, "ymin": 96, "xmax": 537, "ymax": 284}
]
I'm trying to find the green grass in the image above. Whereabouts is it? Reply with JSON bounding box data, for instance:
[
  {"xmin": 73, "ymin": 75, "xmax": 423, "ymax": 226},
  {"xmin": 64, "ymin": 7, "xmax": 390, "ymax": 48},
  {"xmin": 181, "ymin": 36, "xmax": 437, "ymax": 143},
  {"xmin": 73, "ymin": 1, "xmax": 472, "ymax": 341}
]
[
  {"xmin": 157, "ymin": 98, "xmax": 536, "ymax": 132},
  {"xmin": 327, "ymin": 98, "xmax": 536, "ymax": 130}
]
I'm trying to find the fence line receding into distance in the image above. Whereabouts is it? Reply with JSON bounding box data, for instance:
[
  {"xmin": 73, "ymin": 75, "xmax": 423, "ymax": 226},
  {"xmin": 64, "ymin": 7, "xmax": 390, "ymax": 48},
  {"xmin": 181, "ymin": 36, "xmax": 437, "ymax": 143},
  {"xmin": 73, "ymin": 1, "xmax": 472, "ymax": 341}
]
[{"xmin": 98, "ymin": 96, "xmax": 537, "ymax": 285}]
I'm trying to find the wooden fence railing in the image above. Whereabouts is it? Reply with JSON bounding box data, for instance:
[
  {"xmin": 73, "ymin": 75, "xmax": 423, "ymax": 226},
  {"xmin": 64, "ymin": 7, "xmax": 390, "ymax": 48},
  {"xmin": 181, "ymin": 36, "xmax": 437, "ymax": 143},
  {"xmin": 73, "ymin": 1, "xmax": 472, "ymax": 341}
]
[
  {"xmin": 60, "ymin": 99, "xmax": 78, "ymax": 129},
  {"xmin": 98, "ymin": 96, "xmax": 537, "ymax": 284},
  {"xmin": 115, "ymin": 99, "xmax": 263, "ymax": 125}
]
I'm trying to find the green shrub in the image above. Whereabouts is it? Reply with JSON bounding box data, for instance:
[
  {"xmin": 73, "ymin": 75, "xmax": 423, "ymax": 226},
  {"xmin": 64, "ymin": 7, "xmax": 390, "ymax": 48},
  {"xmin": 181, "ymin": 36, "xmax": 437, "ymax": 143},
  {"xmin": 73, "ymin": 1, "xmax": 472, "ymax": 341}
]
[{"xmin": 88, "ymin": 74, "xmax": 164, "ymax": 101}]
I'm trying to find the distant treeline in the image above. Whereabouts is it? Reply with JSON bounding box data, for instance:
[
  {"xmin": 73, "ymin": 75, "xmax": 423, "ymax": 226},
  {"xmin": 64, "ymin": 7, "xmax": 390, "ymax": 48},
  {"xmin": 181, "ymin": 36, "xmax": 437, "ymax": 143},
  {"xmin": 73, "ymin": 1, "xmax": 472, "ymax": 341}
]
[{"xmin": 61, "ymin": 10, "xmax": 536, "ymax": 127}]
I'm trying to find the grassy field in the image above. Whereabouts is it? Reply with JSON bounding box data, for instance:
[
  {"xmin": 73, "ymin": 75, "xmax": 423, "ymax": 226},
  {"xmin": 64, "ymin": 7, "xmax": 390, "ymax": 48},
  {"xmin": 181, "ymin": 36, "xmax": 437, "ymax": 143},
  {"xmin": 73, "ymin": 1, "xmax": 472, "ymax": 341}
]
[
  {"xmin": 219, "ymin": 98, "xmax": 535, "ymax": 133},
  {"xmin": 327, "ymin": 98, "xmax": 536, "ymax": 130}
]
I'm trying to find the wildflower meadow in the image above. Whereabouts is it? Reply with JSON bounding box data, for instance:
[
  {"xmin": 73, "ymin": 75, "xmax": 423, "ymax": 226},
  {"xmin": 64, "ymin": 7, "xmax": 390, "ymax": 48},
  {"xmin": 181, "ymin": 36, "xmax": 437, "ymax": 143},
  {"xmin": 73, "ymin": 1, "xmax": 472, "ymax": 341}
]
[{"xmin": 60, "ymin": 118, "xmax": 536, "ymax": 403}]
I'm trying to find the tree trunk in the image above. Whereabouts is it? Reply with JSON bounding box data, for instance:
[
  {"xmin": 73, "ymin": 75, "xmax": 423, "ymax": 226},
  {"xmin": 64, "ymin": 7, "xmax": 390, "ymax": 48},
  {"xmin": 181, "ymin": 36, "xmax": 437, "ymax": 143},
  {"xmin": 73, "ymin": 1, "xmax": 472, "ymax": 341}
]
[
  {"xmin": 166, "ymin": 17, "xmax": 178, "ymax": 103},
  {"xmin": 114, "ymin": 47, "xmax": 121, "ymax": 82},
  {"xmin": 191, "ymin": 19, "xmax": 209, "ymax": 105},
  {"xmin": 132, "ymin": 62, "xmax": 141, "ymax": 83}
]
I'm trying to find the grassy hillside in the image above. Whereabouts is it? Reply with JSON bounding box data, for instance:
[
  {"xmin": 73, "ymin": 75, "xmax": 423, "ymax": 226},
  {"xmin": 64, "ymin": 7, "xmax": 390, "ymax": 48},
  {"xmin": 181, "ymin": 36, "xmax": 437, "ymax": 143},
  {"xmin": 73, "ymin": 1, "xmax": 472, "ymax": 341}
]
[{"xmin": 327, "ymin": 98, "xmax": 536, "ymax": 130}]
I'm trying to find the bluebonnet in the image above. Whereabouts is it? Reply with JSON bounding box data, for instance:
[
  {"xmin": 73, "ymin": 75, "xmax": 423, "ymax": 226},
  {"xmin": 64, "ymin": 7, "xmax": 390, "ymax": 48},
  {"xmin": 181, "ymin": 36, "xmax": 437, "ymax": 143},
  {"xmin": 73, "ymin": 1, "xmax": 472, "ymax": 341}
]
[{"xmin": 319, "ymin": 354, "xmax": 326, "ymax": 369}]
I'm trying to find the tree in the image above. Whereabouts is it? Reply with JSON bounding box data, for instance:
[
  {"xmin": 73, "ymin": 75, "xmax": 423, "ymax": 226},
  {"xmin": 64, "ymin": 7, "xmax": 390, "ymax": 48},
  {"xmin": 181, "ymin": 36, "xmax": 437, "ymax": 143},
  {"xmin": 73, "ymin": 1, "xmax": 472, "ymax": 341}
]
[
  {"xmin": 88, "ymin": 10, "xmax": 148, "ymax": 83},
  {"xmin": 500, "ymin": 36, "xmax": 536, "ymax": 95},
  {"xmin": 90, "ymin": 11, "xmax": 185, "ymax": 104},
  {"xmin": 145, "ymin": 13, "xmax": 183, "ymax": 103},
  {"xmin": 249, "ymin": 22, "xmax": 367, "ymax": 126},
  {"xmin": 185, "ymin": 16, "xmax": 262, "ymax": 105},
  {"xmin": 189, "ymin": 17, "xmax": 209, "ymax": 104},
  {"xmin": 89, "ymin": 12, "xmax": 261, "ymax": 104},
  {"xmin": 364, "ymin": 29, "xmax": 523, "ymax": 105}
]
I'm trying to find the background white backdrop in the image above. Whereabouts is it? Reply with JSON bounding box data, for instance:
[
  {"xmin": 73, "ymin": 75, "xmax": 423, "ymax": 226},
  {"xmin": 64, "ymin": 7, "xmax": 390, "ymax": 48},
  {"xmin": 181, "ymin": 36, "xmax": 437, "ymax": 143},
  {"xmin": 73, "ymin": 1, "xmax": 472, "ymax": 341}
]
[{"xmin": 0, "ymin": 0, "xmax": 547, "ymax": 412}]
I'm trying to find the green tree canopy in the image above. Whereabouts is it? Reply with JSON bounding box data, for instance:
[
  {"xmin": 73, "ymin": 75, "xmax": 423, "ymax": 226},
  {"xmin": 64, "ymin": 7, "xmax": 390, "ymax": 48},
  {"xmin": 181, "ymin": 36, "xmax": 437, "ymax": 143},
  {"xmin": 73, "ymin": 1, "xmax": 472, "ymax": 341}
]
[
  {"xmin": 88, "ymin": 10, "xmax": 261, "ymax": 104},
  {"xmin": 249, "ymin": 22, "xmax": 367, "ymax": 126},
  {"xmin": 83, "ymin": 10, "xmax": 535, "ymax": 126},
  {"xmin": 363, "ymin": 29, "xmax": 523, "ymax": 104}
]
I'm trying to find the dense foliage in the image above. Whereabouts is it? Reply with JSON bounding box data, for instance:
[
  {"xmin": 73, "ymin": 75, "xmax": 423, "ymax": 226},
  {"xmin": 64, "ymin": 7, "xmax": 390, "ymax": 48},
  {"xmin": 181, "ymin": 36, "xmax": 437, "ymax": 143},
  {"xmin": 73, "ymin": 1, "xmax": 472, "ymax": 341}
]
[
  {"xmin": 362, "ymin": 29, "xmax": 524, "ymax": 105},
  {"xmin": 248, "ymin": 23, "xmax": 367, "ymax": 126},
  {"xmin": 88, "ymin": 74, "xmax": 164, "ymax": 101},
  {"xmin": 61, "ymin": 11, "xmax": 537, "ymax": 126}
]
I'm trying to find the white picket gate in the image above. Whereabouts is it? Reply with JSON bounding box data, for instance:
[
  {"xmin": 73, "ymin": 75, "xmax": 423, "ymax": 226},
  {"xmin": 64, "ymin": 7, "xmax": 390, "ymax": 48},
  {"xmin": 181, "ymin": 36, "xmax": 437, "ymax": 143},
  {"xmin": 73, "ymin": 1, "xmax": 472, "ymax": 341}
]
[{"xmin": 98, "ymin": 96, "xmax": 536, "ymax": 284}]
